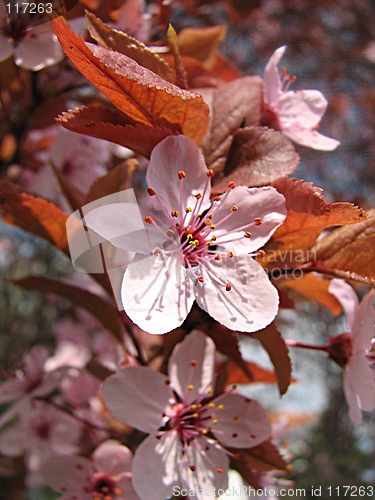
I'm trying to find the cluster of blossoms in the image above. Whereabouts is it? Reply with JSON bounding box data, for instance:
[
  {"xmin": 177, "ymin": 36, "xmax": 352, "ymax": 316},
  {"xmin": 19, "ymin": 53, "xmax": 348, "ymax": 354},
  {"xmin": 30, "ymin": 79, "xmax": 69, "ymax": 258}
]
[{"xmin": 1, "ymin": 2, "xmax": 375, "ymax": 499}]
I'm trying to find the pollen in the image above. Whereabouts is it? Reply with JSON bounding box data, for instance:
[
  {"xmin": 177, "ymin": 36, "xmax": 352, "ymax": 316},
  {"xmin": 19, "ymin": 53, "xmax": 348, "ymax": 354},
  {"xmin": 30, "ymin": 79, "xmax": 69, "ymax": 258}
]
[
  {"xmin": 171, "ymin": 210, "xmax": 179, "ymax": 217},
  {"xmin": 190, "ymin": 360, "xmax": 197, "ymax": 367},
  {"xmin": 216, "ymin": 467, "xmax": 223, "ymax": 474},
  {"xmin": 209, "ymin": 403, "xmax": 215, "ymax": 409},
  {"xmin": 214, "ymin": 195, "xmax": 221, "ymax": 202},
  {"xmin": 212, "ymin": 419, "xmax": 218, "ymax": 425},
  {"xmin": 165, "ymin": 379, "xmax": 171, "ymax": 386},
  {"xmin": 254, "ymin": 217, "xmax": 262, "ymax": 225},
  {"xmin": 232, "ymin": 433, "xmax": 238, "ymax": 438},
  {"xmin": 188, "ymin": 384, "xmax": 194, "ymax": 391},
  {"xmin": 191, "ymin": 404, "xmax": 196, "ymax": 410},
  {"xmin": 202, "ymin": 429, "xmax": 208, "ymax": 435},
  {"xmin": 144, "ymin": 216, "xmax": 153, "ymax": 224},
  {"xmin": 195, "ymin": 193, "xmax": 202, "ymax": 199},
  {"xmin": 210, "ymin": 224, "xmax": 215, "ymax": 229},
  {"xmin": 211, "ymin": 235, "xmax": 216, "ymax": 241},
  {"xmin": 218, "ymin": 404, "xmax": 224, "ymax": 410},
  {"xmin": 114, "ymin": 488, "xmax": 122, "ymax": 495},
  {"xmin": 198, "ymin": 276, "xmax": 204, "ymax": 283},
  {"xmin": 215, "ymin": 253, "xmax": 221, "ymax": 260},
  {"xmin": 189, "ymin": 465, "xmax": 196, "ymax": 472},
  {"xmin": 207, "ymin": 169, "xmax": 214, "ymax": 177},
  {"xmin": 192, "ymin": 413, "xmax": 199, "ymax": 418},
  {"xmin": 206, "ymin": 241, "xmax": 212, "ymax": 246},
  {"xmin": 231, "ymin": 205, "xmax": 238, "ymax": 212},
  {"xmin": 147, "ymin": 188, "xmax": 156, "ymax": 196},
  {"xmin": 187, "ymin": 234, "xmax": 193, "ymax": 240},
  {"xmin": 244, "ymin": 231, "xmax": 251, "ymax": 238},
  {"xmin": 257, "ymin": 249, "xmax": 266, "ymax": 257},
  {"xmin": 227, "ymin": 252, "xmax": 234, "ymax": 258},
  {"xmin": 185, "ymin": 207, "xmax": 192, "ymax": 213},
  {"xmin": 228, "ymin": 181, "xmax": 236, "ymax": 189},
  {"xmin": 226, "ymin": 283, "xmax": 232, "ymax": 291},
  {"xmin": 178, "ymin": 170, "xmax": 186, "ymax": 179},
  {"xmin": 207, "ymin": 388, "xmax": 213, "ymax": 394}
]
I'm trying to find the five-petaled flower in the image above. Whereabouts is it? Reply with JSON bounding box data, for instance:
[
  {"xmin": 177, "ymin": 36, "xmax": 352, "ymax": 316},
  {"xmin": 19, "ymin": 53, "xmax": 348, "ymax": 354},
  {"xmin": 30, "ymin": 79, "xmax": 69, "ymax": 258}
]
[
  {"xmin": 39, "ymin": 440, "xmax": 139, "ymax": 500},
  {"xmin": 84, "ymin": 135, "xmax": 287, "ymax": 335},
  {"xmin": 328, "ymin": 279, "xmax": 375, "ymax": 425},
  {"xmin": 102, "ymin": 331, "xmax": 271, "ymax": 500},
  {"xmin": 262, "ymin": 45, "xmax": 340, "ymax": 151}
]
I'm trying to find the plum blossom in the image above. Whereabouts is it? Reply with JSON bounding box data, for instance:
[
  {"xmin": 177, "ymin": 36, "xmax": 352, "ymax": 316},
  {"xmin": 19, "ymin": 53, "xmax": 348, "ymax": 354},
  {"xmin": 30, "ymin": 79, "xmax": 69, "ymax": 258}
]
[
  {"xmin": 328, "ymin": 279, "xmax": 375, "ymax": 425},
  {"xmin": 0, "ymin": 346, "xmax": 65, "ymax": 427},
  {"xmin": 84, "ymin": 135, "xmax": 286, "ymax": 335},
  {"xmin": 39, "ymin": 440, "xmax": 138, "ymax": 500},
  {"xmin": 0, "ymin": 3, "xmax": 64, "ymax": 70},
  {"xmin": 263, "ymin": 46, "xmax": 340, "ymax": 151},
  {"xmin": 102, "ymin": 331, "xmax": 271, "ymax": 500}
]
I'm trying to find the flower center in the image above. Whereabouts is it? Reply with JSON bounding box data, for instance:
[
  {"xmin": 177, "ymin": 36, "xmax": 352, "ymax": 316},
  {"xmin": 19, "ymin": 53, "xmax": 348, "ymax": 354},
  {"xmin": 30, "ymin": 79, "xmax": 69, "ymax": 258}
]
[
  {"xmin": 144, "ymin": 171, "xmax": 262, "ymax": 293},
  {"xmin": 91, "ymin": 472, "xmax": 121, "ymax": 500}
]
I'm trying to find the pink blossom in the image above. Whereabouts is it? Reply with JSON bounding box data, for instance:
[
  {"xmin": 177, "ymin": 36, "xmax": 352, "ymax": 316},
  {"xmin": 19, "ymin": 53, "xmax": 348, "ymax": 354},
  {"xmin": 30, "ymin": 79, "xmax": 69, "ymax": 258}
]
[
  {"xmin": 102, "ymin": 331, "xmax": 271, "ymax": 500},
  {"xmin": 39, "ymin": 440, "xmax": 138, "ymax": 500},
  {"xmin": 328, "ymin": 279, "xmax": 375, "ymax": 425},
  {"xmin": 84, "ymin": 135, "xmax": 286, "ymax": 334},
  {"xmin": 263, "ymin": 46, "xmax": 340, "ymax": 151},
  {"xmin": 0, "ymin": 3, "xmax": 64, "ymax": 70},
  {"xmin": 0, "ymin": 346, "xmax": 65, "ymax": 427}
]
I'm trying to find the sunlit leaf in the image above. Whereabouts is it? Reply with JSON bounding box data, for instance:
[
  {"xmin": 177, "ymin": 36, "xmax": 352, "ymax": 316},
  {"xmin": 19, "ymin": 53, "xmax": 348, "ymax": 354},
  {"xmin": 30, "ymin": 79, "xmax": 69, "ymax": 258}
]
[{"xmin": 178, "ymin": 25, "xmax": 227, "ymax": 69}]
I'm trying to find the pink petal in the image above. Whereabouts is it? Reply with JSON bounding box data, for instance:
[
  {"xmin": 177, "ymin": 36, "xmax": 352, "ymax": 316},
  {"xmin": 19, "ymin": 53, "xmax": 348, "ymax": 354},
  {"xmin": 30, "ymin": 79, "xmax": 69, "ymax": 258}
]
[
  {"xmin": 93, "ymin": 440, "xmax": 133, "ymax": 476},
  {"xmin": 168, "ymin": 331, "xmax": 215, "ymax": 404},
  {"xmin": 328, "ymin": 279, "xmax": 359, "ymax": 332},
  {"xmin": 195, "ymin": 256, "xmax": 279, "ymax": 332},
  {"xmin": 121, "ymin": 252, "xmax": 195, "ymax": 334},
  {"xmin": 282, "ymin": 124, "xmax": 340, "ymax": 151},
  {"xmin": 278, "ymin": 89, "xmax": 328, "ymax": 128},
  {"xmin": 263, "ymin": 46, "xmax": 286, "ymax": 107},
  {"xmin": 23, "ymin": 345, "xmax": 49, "ymax": 381},
  {"xmin": 180, "ymin": 438, "xmax": 229, "ymax": 498},
  {"xmin": 0, "ymin": 33, "xmax": 13, "ymax": 63},
  {"xmin": 39, "ymin": 455, "xmax": 92, "ymax": 493},
  {"xmin": 146, "ymin": 136, "xmax": 211, "ymax": 214},
  {"xmin": 132, "ymin": 432, "xmax": 181, "ymax": 500},
  {"xmin": 351, "ymin": 289, "xmax": 375, "ymax": 347},
  {"xmin": 209, "ymin": 394, "xmax": 271, "ymax": 448},
  {"xmin": 14, "ymin": 24, "xmax": 64, "ymax": 70},
  {"xmin": 0, "ymin": 379, "xmax": 27, "ymax": 404},
  {"xmin": 102, "ymin": 366, "xmax": 171, "ymax": 433},
  {"xmin": 212, "ymin": 186, "xmax": 286, "ymax": 255}
]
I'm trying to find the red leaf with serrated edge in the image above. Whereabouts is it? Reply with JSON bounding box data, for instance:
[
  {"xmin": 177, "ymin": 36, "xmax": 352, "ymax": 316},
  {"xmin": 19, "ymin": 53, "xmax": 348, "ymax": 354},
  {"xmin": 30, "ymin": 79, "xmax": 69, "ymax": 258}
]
[
  {"xmin": 85, "ymin": 159, "xmax": 136, "ymax": 204},
  {"xmin": 249, "ymin": 323, "xmax": 292, "ymax": 396},
  {"xmin": 213, "ymin": 126, "xmax": 299, "ymax": 192},
  {"xmin": 52, "ymin": 17, "xmax": 210, "ymax": 145},
  {"xmin": 57, "ymin": 105, "xmax": 177, "ymax": 158},
  {"xmin": 220, "ymin": 359, "xmax": 279, "ymax": 385},
  {"xmin": 232, "ymin": 441, "xmax": 289, "ymax": 477},
  {"xmin": 12, "ymin": 276, "xmax": 124, "ymax": 343},
  {"xmin": 0, "ymin": 182, "xmax": 69, "ymax": 252}
]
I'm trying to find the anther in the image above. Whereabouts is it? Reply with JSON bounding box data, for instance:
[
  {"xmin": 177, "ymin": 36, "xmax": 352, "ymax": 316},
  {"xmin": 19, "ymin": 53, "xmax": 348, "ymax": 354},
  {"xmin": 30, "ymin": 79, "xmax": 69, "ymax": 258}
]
[
  {"xmin": 218, "ymin": 404, "xmax": 224, "ymax": 410},
  {"xmin": 192, "ymin": 413, "xmax": 199, "ymax": 418},
  {"xmin": 215, "ymin": 254, "xmax": 221, "ymax": 261},
  {"xmin": 231, "ymin": 205, "xmax": 238, "ymax": 212},
  {"xmin": 178, "ymin": 170, "xmax": 186, "ymax": 179},
  {"xmin": 185, "ymin": 207, "xmax": 192, "ymax": 213},
  {"xmin": 257, "ymin": 249, "xmax": 266, "ymax": 257},
  {"xmin": 210, "ymin": 224, "xmax": 215, "ymax": 229},
  {"xmin": 216, "ymin": 467, "xmax": 223, "ymax": 474},
  {"xmin": 226, "ymin": 283, "xmax": 232, "ymax": 291},
  {"xmin": 144, "ymin": 216, "xmax": 153, "ymax": 224},
  {"xmin": 232, "ymin": 433, "xmax": 238, "ymax": 438},
  {"xmin": 114, "ymin": 489, "xmax": 122, "ymax": 495},
  {"xmin": 165, "ymin": 379, "xmax": 171, "ymax": 386},
  {"xmin": 147, "ymin": 188, "xmax": 156, "ymax": 196},
  {"xmin": 188, "ymin": 384, "xmax": 194, "ymax": 391},
  {"xmin": 228, "ymin": 181, "xmax": 236, "ymax": 189},
  {"xmin": 171, "ymin": 210, "xmax": 179, "ymax": 217},
  {"xmin": 207, "ymin": 388, "xmax": 213, "ymax": 394},
  {"xmin": 212, "ymin": 419, "xmax": 218, "ymax": 425},
  {"xmin": 207, "ymin": 169, "xmax": 214, "ymax": 177},
  {"xmin": 190, "ymin": 360, "xmax": 197, "ymax": 367},
  {"xmin": 206, "ymin": 241, "xmax": 211, "ymax": 246},
  {"xmin": 198, "ymin": 276, "xmax": 204, "ymax": 283},
  {"xmin": 191, "ymin": 404, "xmax": 196, "ymax": 410},
  {"xmin": 227, "ymin": 252, "xmax": 234, "ymax": 258},
  {"xmin": 214, "ymin": 195, "xmax": 221, "ymax": 202},
  {"xmin": 195, "ymin": 193, "xmax": 202, "ymax": 199},
  {"xmin": 254, "ymin": 217, "xmax": 262, "ymax": 225},
  {"xmin": 281, "ymin": 67, "xmax": 287, "ymax": 74},
  {"xmin": 209, "ymin": 403, "xmax": 215, "ymax": 409},
  {"xmin": 190, "ymin": 465, "xmax": 196, "ymax": 472},
  {"xmin": 166, "ymin": 229, "xmax": 175, "ymax": 237},
  {"xmin": 211, "ymin": 235, "xmax": 216, "ymax": 241},
  {"xmin": 244, "ymin": 231, "xmax": 251, "ymax": 238}
]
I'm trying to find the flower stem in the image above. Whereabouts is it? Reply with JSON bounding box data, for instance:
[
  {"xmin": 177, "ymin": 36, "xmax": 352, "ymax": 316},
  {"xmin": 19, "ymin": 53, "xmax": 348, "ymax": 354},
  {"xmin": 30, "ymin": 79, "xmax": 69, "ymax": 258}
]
[{"xmin": 285, "ymin": 339, "xmax": 329, "ymax": 352}]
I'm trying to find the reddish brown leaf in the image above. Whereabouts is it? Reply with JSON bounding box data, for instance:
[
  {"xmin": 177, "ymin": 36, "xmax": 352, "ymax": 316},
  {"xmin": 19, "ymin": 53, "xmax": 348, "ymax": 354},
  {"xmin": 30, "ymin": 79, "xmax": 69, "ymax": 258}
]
[
  {"xmin": 52, "ymin": 17, "xmax": 210, "ymax": 144},
  {"xmin": 167, "ymin": 24, "xmax": 188, "ymax": 89},
  {"xmin": 12, "ymin": 276, "xmax": 124, "ymax": 343},
  {"xmin": 250, "ymin": 323, "xmax": 292, "ymax": 396},
  {"xmin": 213, "ymin": 127, "xmax": 299, "ymax": 193},
  {"xmin": 280, "ymin": 274, "xmax": 342, "ymax": 315},
  {"xmin": 85, "ymin": 12, "xmax": 176, "ymax": 84},
  {"xmin": 178, "ymin": 25, "xmax": 227, "ymax": 69},
  {"xmin": 57, "ymin": 105, "xmax": 176, "ymax": 158},
  {"xmin": 199, "ymin": 77, "xmax": 263, "ymax": 172},
  {"xmin": 85, "ymin": 159, "xmax": 137, "ymax": 204},
  {"xmin": 232, "ymin": 441, "xmax": 289, "ymax": 479},
  {"xmin": 221, "ymin": 359, "xmax": 280, "ymax": 386},
  {"xmin": 0, "ymin": 182, "xmax": 69, "ymax": 252}
]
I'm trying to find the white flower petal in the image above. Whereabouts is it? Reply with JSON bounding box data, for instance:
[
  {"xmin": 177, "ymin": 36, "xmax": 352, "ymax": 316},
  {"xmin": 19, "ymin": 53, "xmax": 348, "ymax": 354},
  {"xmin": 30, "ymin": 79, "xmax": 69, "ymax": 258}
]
[
  {"xmin": 102, "ymin": 367, "xmax": 171, "ymax": 433},
  {"xmin": 195, "ymin": 256, "xmax": 279, "ymax": 333},
  {"xmin": 282, "ymin": 124, "xmax": 340, "ymax": 151},
  {"xmin": 39, "ymin": 455, "xmax": 91, "ymax": 493},
  {"xmin": 93, "ymin": 440, "xmax": 133, "ymax": 476},
  {"xmin": 263, "ymin": 45, "xmax": 286, "ymax": 107},
  {"xmin": 209, "ymin": 394, "xmax": 271, "ymax": 448},
  {"xmin": 14, "ymin": 25, "xmax": 64, "ymax": 70},
  {"xmin": 328, "ymin": 279, "xmax": 359, "ymax": 332},
  {"xmin": 132, "ymin": 433, "xmax": 181, "ymax": 500},
  {"xmin": 146, "ymin": 135, "xmax": 211, "ymax": 214},
  {"xmin": 121, "ymin": 252, "xmax": 195, "ymax": 334},
  {"xmin": 278, "ymin": 89, "xmax": 328, "ymax": 128},
  {"xmin": 168, "ymin": 331, "xmax": 215, "ymax": 404},
  {"xmin": 212, "ymin": 186, "xmax": 286, "ymax": 255}
]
